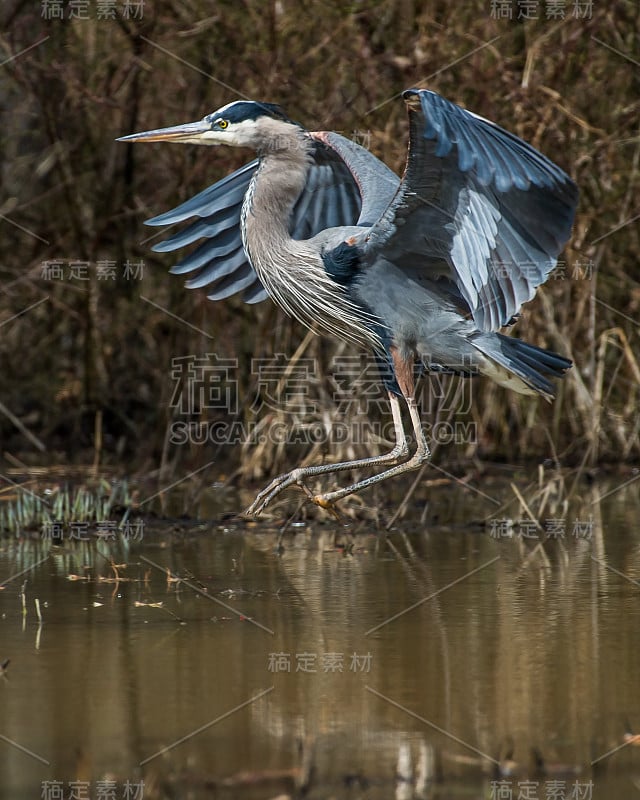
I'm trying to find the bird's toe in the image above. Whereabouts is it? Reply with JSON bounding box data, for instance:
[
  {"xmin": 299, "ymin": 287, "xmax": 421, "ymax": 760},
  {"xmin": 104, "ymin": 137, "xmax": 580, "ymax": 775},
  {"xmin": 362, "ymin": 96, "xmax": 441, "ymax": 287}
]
[{"xmin": 311, "ymin": 494, "xmax": 344, "ymax": 521}]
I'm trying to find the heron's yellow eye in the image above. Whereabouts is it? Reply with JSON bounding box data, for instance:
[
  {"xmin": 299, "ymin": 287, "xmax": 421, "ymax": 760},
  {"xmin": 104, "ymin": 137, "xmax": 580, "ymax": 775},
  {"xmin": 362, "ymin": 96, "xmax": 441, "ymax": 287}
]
[{"xmin": 218, "ymin": 119, "xmax": 229, "ymax": 129}]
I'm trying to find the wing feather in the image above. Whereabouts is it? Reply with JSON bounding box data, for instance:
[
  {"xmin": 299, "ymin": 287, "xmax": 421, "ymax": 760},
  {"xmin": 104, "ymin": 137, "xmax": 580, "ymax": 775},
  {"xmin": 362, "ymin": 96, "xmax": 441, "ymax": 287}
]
[
  {"xmin": 364, "ymin": 89, "xmax": 578, "ymax": 331},
  {"xmin": 183, "ymin": 247, "xmax": 248, "ymax": 289},
  {"xmin": 145, "ymin": 160, "xmax": 259, "ymax": 226}
]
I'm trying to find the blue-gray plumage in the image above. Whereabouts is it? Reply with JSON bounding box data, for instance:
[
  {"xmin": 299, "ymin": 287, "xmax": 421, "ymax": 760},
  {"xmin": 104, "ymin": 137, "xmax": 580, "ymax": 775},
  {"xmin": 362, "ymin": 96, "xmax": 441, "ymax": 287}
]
[{"xmin": 118, "ymin": 89, "xmax": 578, "ymax": 515}]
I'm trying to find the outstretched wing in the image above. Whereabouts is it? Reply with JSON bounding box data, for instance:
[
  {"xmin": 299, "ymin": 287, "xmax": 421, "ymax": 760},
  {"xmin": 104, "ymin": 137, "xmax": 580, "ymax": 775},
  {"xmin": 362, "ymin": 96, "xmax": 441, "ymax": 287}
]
[
  {"xmin": 365, "ymin": 89, "xmax": 579, "ymax": 331},
  {"xmin": 146, "ymin": 133, "xmax": 400, "ymax": 305},
  {"xmin": 308, "ymin": 132, "xmax": 400, "ymax": 228},
  {"xmin": 146, "ymin": 160, "xmax": 267, "ymax": 304}
]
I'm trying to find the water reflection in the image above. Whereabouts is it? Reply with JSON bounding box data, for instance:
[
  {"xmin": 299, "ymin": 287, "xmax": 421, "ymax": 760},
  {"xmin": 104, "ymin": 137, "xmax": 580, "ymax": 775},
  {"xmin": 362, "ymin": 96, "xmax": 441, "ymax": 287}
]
[{"xmin": 0, "ymin": 478, "xmax": 639, "ymax": 798}]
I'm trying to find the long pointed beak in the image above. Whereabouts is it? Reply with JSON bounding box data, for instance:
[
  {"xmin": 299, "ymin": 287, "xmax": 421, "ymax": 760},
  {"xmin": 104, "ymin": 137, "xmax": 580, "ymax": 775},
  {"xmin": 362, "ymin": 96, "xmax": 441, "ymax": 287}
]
[{"xmin": 116, "ymin": 120, "xmax": 213, "ymax": 144}]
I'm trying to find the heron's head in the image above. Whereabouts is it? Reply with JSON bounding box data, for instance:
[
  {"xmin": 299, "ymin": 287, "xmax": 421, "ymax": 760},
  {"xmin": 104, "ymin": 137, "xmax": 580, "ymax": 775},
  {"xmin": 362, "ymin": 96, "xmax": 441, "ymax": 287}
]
[{"xmin": 117, "ymin": 100, "xmax": 302, "ymax": 153}]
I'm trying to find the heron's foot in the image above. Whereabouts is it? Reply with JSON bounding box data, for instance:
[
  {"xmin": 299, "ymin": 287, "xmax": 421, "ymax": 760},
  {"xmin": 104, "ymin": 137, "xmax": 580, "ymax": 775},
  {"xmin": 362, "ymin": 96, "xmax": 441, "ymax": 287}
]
[
  {"xmin": 309, "ymin": 492, "xmax": 345, "ymax": 521},
  {"xmin": 244, "ymin": 468, "xmax": 312, "ymax": 517}
]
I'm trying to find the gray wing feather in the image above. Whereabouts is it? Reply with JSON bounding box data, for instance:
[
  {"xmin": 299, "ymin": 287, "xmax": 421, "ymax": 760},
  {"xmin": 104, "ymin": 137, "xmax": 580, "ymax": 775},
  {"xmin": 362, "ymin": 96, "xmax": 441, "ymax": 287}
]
[
  {"xmin": 183, "ymin": 247, "xmax": 248, "ymax": 289},
  {"xmin": 167, "ymin": 227, "xmax": 241, "ymax": 272},
  {"xmin": 206, "ymin": 262, "xmax": 259, "ymax": 300},
  {"xmin": 289, "ymin": 156, "xmax": 361, "ymax": 238},
  {"xmin": 366, "ymin": 89, "xmax": 578, "ymax": 331},
  {"xmin": 146, "ymin": 160, "xmax": 259, "ymax": 226},
  {"xmin": 311, "ymin": 132, "xmax": 399, "ymax": 226},
  {"xmin": 145, "ymin": 159, "xmax": 265, "ymax": 304},
  {"xmin": 242, "ymin": 281, "xmax": 269, "ymax": 304},
  {"xmin": 152, "ymin": 206, "xmax": 240, "ymax": 252}
]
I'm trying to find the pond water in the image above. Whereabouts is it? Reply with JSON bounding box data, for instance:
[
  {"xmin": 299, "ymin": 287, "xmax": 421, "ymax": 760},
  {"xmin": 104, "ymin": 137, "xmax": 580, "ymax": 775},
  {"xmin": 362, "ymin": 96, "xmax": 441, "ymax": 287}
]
[{"xmin": 1, "ymin": 473, "xmax": 639, "ymax": 799}]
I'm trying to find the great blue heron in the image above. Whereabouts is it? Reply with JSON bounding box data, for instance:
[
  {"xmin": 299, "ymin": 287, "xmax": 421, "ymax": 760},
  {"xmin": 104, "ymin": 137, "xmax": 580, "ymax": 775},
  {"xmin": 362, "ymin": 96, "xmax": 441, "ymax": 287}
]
[{"xmin": 118, "ymin": 89, "xmax": 578, "ymax": 516}]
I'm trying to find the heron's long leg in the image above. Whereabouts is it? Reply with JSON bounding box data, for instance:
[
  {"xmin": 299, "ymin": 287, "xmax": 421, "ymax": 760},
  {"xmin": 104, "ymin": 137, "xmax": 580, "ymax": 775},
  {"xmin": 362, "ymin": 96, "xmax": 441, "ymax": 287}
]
[
  {"xmin": 244, "ymin": 391, "xmax": 410, "ymax": 516},
  {"xmin": 312, "ymin": 395, "xmax": 431, "ymax": 509}
]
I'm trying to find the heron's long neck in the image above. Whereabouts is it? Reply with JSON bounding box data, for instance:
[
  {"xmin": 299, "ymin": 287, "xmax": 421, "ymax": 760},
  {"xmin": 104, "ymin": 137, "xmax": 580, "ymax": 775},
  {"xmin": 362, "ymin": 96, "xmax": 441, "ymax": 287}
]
[
  {"xmin": 241, "ymin": 130, "xmax": 380, "ymax": 349},
  {"xmin": 242, "ymin": 130, "xmax": 313, "ymax": 258}
]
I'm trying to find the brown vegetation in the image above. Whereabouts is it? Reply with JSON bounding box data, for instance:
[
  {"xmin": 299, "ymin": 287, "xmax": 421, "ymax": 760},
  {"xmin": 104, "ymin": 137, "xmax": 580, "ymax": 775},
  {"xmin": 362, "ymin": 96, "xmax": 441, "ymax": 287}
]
[{"xmin": 0, "ymin": 1, "xmax": 638, "ymax": 497}]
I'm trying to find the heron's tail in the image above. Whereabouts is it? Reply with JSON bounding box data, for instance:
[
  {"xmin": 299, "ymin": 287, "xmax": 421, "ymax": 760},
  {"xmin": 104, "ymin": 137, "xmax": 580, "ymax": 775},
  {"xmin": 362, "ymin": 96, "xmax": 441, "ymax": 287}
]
[{"xmin": 471, "ymin": 333, "xmax": 571, "ymax": 402}]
